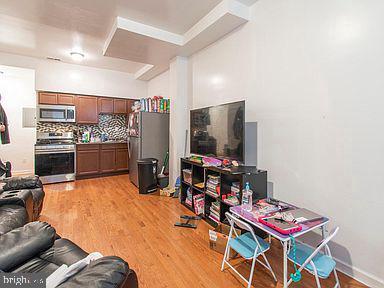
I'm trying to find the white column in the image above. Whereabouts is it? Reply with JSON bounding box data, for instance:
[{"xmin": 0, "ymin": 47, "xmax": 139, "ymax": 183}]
[{"xmin": 169, "ymin": 56, "xmax": 189, "ymax": 185}]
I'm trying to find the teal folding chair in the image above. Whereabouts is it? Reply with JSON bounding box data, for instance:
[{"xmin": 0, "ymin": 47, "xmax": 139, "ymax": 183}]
[
  {"xmin": 221, "ymin": 212, "xmax": 277, "ymax": 288},
  {"xmin": 287, "ymin": 227, "xmax": 340, "ymax": 287}
]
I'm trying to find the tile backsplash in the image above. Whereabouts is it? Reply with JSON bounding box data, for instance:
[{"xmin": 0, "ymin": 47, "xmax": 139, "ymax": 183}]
[
  {"xmin": 37, "ymin": 123, "xmax": 76, "ymax": 133},
  {"xmin": 37, "ymin": 114, "xmax": 127, "ymax": 140}
]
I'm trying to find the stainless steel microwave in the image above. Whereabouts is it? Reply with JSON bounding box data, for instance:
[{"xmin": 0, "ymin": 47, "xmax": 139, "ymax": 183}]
[{"xmin": 37, "ymin": 105, "xmax": 76, "ymax": 123}]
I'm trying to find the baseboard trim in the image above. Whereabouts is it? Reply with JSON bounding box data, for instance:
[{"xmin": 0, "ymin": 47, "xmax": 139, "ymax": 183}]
[
  {"xmin": 11, "ymin": 170, "xmax": 34, "ymax": 177},
  {"xmin": 296, "ymin": 239, "xmax": 383, "ymax": 287},
  {"xmin": 76, "ymin": 170, "xmax": 129, "ymax": 180},
  {"xmin": 334, "ymin": 257, "xmax": 384, "ymax": 288}
]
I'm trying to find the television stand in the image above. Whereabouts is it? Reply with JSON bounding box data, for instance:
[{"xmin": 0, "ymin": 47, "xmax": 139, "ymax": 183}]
[{"xmin": 179, "ymin": 157, "xmax": 267, "ymax": 227}]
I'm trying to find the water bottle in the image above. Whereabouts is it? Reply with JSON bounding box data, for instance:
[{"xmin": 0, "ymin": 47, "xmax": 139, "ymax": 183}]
[{"xmin": 241, "ymin": 182, "xmax": 253, "ymax": 212}]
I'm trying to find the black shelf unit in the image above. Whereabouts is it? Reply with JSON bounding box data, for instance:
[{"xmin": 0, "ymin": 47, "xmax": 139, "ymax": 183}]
[{"xmin": 180, "ymin": 157, "xmax": 267, "ymax": 227}]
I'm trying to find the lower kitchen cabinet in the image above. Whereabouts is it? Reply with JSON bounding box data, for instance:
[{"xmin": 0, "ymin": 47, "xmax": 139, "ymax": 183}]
[
  {"xmin": 115, "ymin": 147, "xmax": 129, "ymax": 171},
  {"xmin": 100, "ymin": 148, "xmax": 116, "ymax": 173},
  {"xmin": 76, "ymin": 143, "xmax": 129, "ymax": 178},
  {"xmin": 76, "ymin": 144, "xmax": 100, "ymax": 176}
]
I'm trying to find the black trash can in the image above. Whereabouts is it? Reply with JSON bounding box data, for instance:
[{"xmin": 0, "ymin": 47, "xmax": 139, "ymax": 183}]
[
  {"xmin": 137, "ymin": 158, "xmax": 158, "ymax": 194},
  {"xmin": 157, "ymin": 174, "xmax": 169, "ymax": 189}
]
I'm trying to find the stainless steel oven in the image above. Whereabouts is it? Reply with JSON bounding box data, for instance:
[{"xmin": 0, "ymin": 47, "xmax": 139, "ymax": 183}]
[
  {"xmin": 35, "ymin": 132, "xmax": 76, "ymax": 184},
  {"xmin": 37, "ymin": 105, "xmax": 76, "ymax": 123}
]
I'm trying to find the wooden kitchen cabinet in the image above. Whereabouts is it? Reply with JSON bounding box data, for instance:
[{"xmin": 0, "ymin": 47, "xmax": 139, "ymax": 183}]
[
  {"xmin": 76, "ymin": 145, "xmax": 100, "ymax": 176},
  {"xmin": 38, "ymin": 92, "xmax": 75, "ymax": 105},
  {"xmin": 76, "ymin": 95, "xmax": 98, "ymax": 124},
  {"xmin": 38, "ymin": 92, "xmax": 58, "ymax": 105},
  {"xmin": 115, "ymin": 146, "xmax": 129, "ymax": 171},
  {"xmin": 76, "ymin": 143, "xmax": 129, "ymax": 179},
  {"xmin": 98, "ymin": 97, "xmax": 114, "ymax": 114},
  {"xmin": 57, "ymin": 94, "xmax": 75, "ymax": 105},
  {"xmin": 39, "ymin": 91, "xmax": 134, "ymax": 117},
  {"xmin": 100, "ymin": 146, "xmax": 116, "ymax": 172},
  {"xmin": 113, "ymin": 99, "xmax": 127, "ymax": 114}
]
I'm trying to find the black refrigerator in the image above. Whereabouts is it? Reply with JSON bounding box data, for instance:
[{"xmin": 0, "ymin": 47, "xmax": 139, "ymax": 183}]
[{"xmin": 127, "ymin": 111, "xmax": 169, "ymax": 187}]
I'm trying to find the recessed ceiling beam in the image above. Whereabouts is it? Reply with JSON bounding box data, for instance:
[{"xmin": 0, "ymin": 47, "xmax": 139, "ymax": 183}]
[{"xmin": 103, "ymin": 0, "xmax": 255, "ymax": 80}]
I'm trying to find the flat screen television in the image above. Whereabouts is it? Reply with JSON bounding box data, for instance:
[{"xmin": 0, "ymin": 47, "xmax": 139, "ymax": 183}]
[{"xmin": 190, "ymin": 100, "xmax": 245, "ymax": 162}]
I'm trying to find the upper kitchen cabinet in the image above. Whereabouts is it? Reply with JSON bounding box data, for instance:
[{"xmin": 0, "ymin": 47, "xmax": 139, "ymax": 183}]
[
  {"xmin": 113, "ymin": 99, "xmax": 127, "ymax": 114},
  {"xmin": 57, "ymin": 94, "xmax": 75, "ymax": 105},
  {"xmin": 38, "ymin": 92, "xmax": 75, "ymax": 105},
  {"xmin": 38, "ymin": 92, "xmax": 57, "ymax": 105},
  {"xmin": 75, "ymin": 95, "xmax": 98, "ymax": 124},
  {"xmin": 98, "ymin": 97, "xmax": 114, "ymax": 114}
]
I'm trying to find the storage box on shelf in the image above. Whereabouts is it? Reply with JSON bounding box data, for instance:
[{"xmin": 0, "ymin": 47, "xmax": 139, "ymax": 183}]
[
  {"xmin": 185, "ymin": 187, "xmax": 193, "ymax": 208},
  {"xmin": 193, "ymin": 193, "xmax": 205, "ymax": 215},
  {"xmin": 180, "ymin": 158, "xmax": 267, "ymax": 227},
  {"xmin": 182, "ymin": 168, "xmax": 192, "ymax": 185}
]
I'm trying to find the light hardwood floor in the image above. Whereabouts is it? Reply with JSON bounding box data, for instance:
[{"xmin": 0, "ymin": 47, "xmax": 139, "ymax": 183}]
[{"xmin": 40, "ymin": 175, "xmax": 366, "ymax": 288}]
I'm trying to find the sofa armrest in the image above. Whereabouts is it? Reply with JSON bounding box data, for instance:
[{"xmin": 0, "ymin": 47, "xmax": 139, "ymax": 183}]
[
  {"xmin": 0, "ymin": 205, "xmax": 28, "ymax": 236},
  {"xmin": 0, "ymin": 222, "xmax": 56, "ymax": 271},
  {"xmin": 57, "ymin": 256, "xmax": 138, "ymax": 288},
  {"xmin": 0, "ymin": 190, "xmax": 34, "ymax": 221},
  {"xmin": 0, "ymin": 189, "xmax": 33, "ymax": 207},
  {"xmin": 1, "ymin": 176, "xmax": 42, "ymax": 192}
]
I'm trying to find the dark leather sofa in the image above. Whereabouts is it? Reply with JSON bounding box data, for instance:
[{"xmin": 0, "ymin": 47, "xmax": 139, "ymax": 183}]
[
  {"xmin": 0, "ymin": 205, "xmax": 28, "ymax": 236},
  {"xmin": 0, "ymin": 176, "xmax": 139, "ymax": 287},
  {"xmin": 0, "ymin": 175, "xmax": 45, "ymax": 236},
  {"xmin": 0, "ymin": 222, "xmax": 138, "ymax": 288},
  {"xmin": 1, "ymin": 175, "xmax": 45, "ymax": 220}
]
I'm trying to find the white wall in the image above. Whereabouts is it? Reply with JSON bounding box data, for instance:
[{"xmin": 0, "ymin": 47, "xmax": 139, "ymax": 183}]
[
  {"xmin": 147, "ymin": 70, "xmax": 170, "ymax": 98},
  {"xmin": 189, "ymin": 0, "xmax": 384, "ymax": 286},
  {"xmin": 169, "ymin": 58, "xmax": 189, "ymax": 185},
  {"xmin": 0, "ymin": 52, "xmax": 147, "ymax": 99},
  {"xmin": 0, "ymin": 65, "xmax": 36, "ymax": 175}
]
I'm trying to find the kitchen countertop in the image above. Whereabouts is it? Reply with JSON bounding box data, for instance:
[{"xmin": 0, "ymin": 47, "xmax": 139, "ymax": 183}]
[{"xmin": 76, "ymin": 141, "xmax": 127, "ymax": 145}]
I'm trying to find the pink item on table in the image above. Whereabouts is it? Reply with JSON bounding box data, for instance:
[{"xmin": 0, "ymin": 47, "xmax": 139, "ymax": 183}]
[{"xmin": 202, "ymin": 157, "xmax": 222, "ymax": 167}]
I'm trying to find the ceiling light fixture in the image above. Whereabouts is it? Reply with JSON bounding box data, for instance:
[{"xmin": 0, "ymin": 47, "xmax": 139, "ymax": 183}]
[{"xmin": 70, "ymin": 51, "xmax": 85, "ymax": 61}]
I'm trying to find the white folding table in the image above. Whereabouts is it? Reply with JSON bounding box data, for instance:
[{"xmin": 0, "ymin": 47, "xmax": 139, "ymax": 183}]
[{"xmin": 230, "ymin": 203, "xmax": 329, "ymax": 288}]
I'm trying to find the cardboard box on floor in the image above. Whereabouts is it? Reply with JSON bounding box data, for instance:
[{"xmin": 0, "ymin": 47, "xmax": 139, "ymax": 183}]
[
  {"xmin": 209, "ymin": 223, "xmax": 240, "ymax": 258},
  {"xmin": 159, "ymin": 186, "xmax": 175, "ymax": 197}
]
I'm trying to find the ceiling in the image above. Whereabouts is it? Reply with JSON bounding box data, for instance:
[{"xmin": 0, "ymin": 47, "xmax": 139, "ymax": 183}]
[
  {"xmin": 0, "ymin": 0, "xmax": 222, "ymax": 36},
  {"xmin": 0, "ymin": 13, "xmax": 146, "ymax": 73},
  {"xmin": 0, "ymin": 0, "xmax": 254, "ymax": 78}
]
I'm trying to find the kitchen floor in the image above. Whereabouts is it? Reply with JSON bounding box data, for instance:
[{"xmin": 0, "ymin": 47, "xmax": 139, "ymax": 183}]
[{"xmin": 40, "ymin": 175, "xmax": 367, "ymax": 288}]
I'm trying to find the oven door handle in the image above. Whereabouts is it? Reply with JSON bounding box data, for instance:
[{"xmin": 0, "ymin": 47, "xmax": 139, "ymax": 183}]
[{"xmin": 35, "ymin": 150, "xmax": 75, "ymax": 155}]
